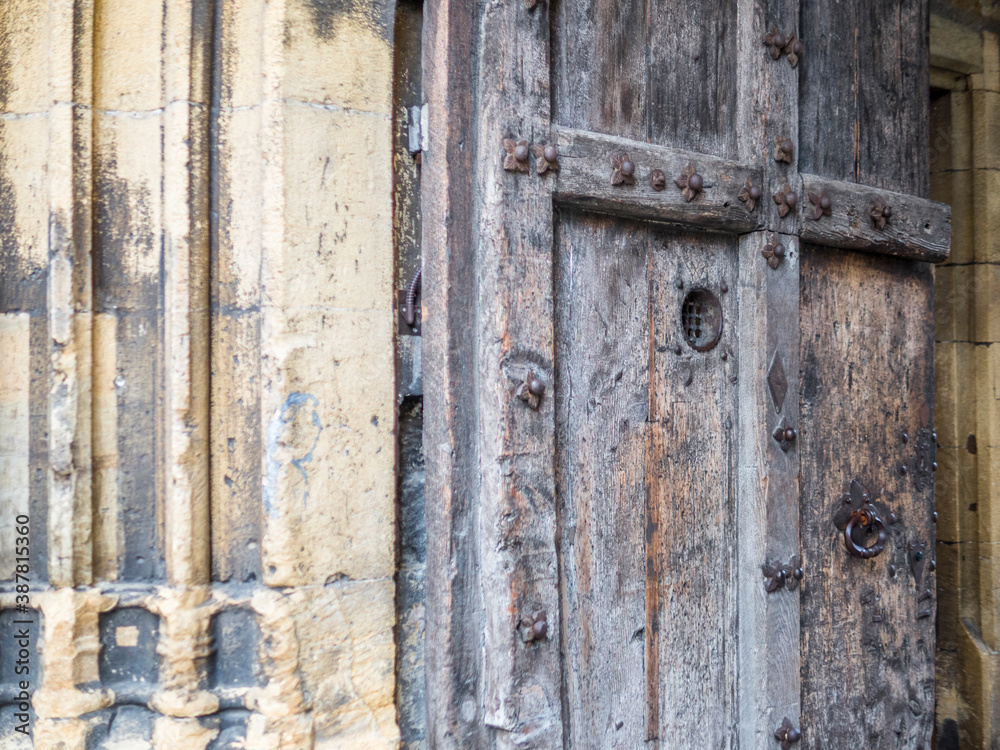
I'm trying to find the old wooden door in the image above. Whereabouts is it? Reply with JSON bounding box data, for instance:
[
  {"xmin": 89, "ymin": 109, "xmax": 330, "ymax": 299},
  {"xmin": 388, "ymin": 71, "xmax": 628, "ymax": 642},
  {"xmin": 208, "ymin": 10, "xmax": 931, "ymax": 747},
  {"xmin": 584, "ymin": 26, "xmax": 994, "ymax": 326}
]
[{"xmin": 421, "ymin": 0, "xmax": 950, "ymax": 748}]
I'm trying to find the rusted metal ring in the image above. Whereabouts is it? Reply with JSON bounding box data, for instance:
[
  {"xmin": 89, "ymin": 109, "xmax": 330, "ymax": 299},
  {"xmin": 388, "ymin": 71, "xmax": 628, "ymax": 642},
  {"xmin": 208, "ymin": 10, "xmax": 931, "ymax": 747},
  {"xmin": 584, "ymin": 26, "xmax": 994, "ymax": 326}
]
[{"xmin": 844, "ymin": 511, "xmax": 887, "ymax": 559}]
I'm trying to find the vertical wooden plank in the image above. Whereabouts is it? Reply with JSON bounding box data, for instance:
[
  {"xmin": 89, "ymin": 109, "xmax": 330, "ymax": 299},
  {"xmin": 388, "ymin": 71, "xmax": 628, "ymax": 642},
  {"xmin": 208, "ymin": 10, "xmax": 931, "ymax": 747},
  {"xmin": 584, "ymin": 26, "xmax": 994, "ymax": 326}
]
[
  {"xmin": 647, "ymin": 0, "xmax": 739, "ymax": 157},
  {"xmin": 735, "ymin": 0, "xmax": 801, "ymax": 747},
  {"xmin": 799, "ymin": 247, "xmax": 936, "ymax": 748},
  {"xmin": 473, "ymin": 0, "xmax": 562, "ymax": 746},
  {"xmin": 799, "ymin": 0, "xmax": 930, "ymax": 195},
  {"xmin": 648, "ymin": 231, "xmax": 739, "ymax": 744},
  {"xmin": 553, "ymin": 212, "xmax": 649, "ymax": 748},
  {"xmin": 550, "ymin": 0, "xmax": 648, "ymax": 141},
  {"xmin": 736, "ymin": 232, "xmax": 801, "ymax": 750},
  {"xmin": 552, "ymin": 0, "xmax": 738, "ymax": 155},
  {"xmin": 421, "ymin": 0, "xmax": 486, "ymax": 744}
]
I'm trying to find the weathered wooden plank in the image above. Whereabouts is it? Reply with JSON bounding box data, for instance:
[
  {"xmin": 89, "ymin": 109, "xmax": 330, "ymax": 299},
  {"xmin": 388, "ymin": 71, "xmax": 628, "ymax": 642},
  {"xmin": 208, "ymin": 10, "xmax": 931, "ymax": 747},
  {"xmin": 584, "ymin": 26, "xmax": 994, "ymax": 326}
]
[
  {"xmin": 799, "ymin": 0, "xmax": 930, "ymax": 195},
  {"xmin": 474, "ymin": 0, "xmax": 562, "ymax": 745},
  {"xmin": 736, "ymin": 232, "xmax": 802, "ymax": 750},
  {"xmin": 554, "ymin": 210, "xmax": 649, "ymax": 749},
  {"xmin": 734, "ymin": 0, "xmax": 802, "ymax": 745},
  {"xmin": 552, "ymin": 127, "xmax": 762, "ymax": 233},
  {"xmin": 648, "ymin": 231, "xmax": 739, "ymax": 745},
  {"xmin": 552, "ymin": 0, "xmax": 738, "ymax": 157},
  {"xmin": 420, "ymin": 0, "xmax": 487, "ymax": 744},
  {"xmin": 799, "ymin": 174, "xmax": 951, "ymax": 263},
  {"xmin": 799, "ymin": 246, "xmax": 936, "ymax": 749}
]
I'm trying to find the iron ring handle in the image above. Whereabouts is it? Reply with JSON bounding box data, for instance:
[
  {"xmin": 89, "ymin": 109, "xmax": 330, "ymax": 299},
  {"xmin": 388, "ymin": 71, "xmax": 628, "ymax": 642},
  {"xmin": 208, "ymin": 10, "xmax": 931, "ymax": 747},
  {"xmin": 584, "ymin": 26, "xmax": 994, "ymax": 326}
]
[{"xmin": 844, "ymin": 511, "xmax": 887, "ymax": 559}]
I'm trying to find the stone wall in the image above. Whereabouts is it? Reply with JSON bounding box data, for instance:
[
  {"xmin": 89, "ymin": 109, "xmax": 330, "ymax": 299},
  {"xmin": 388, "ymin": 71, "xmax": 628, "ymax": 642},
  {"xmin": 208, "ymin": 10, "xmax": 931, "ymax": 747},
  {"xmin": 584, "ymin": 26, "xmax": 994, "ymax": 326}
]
[{"xmin": 0, "ymin": 1, "xmax": 399, "ymax": 747}]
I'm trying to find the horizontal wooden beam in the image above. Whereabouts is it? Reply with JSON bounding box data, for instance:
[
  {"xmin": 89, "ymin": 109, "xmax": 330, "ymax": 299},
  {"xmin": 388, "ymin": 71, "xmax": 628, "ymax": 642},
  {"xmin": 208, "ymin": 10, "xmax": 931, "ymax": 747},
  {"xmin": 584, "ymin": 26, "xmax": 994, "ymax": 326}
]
[
  {"xmin": 799, "ymin": 174, "xmax": 952, "ymax": 263},
  {"xmin": 552, "ymin": 126, "xmax": 763, "ymax": 233}
]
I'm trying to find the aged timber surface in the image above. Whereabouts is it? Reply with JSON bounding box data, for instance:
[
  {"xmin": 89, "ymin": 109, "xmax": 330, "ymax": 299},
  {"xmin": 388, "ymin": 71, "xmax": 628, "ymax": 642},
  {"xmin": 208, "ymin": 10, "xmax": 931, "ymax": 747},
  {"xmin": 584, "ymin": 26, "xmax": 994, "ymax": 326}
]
[
  {"xmin": 552, "ymin": 127, "xmax": 762, "ymax": 233},
  {"xmin": 554, "ymin": 213, "xmax": 739, "ymax": 747},
  {"xmin": 799, "ymin": 0, "xmax": 930, "ymax": 196},
  {"xmin": 799, "ymin": 174, "xmax": 951, "ymax": 263},
  {"xmin": 552, "ymin": 0, "xmax": 738, "ymax": 158},
  {"xmin": 799, "ymin": 246, "xmax": 936, "ymax": 749}
]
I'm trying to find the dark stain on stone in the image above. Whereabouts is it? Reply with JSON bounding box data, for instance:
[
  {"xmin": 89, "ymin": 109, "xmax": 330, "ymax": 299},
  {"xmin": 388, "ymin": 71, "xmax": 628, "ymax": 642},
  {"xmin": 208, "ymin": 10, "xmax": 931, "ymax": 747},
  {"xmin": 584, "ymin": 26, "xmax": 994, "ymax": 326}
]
[
  {"xmin": 302, "ymin": 0, "xmax": 394, "ymax": 44},
  {"xmin": 937, "ymin": 718, "xmax": 959, "ymax": 750}
]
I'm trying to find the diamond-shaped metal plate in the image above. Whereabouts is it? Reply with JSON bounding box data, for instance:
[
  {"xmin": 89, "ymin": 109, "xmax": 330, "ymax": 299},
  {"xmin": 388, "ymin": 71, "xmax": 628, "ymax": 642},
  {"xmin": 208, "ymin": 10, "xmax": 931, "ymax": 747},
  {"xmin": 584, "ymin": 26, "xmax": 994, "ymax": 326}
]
[{"xmin": 767, "ymin": 350, "xmax": 787, "ymax": 413}]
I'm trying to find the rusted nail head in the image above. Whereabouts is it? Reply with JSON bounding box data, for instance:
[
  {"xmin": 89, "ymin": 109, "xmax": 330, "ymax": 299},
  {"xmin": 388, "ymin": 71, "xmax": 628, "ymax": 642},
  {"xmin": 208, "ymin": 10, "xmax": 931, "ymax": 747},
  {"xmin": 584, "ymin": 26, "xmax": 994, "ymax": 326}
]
[
  {"xmin": 882, "ymin": 205, "xmax": 892, "ymax": 218},
  {"xmin": 673, "ymin": 343, "xmax": 682, "ymax": 355},
  {"xmin": 900, "ymin": 464, "xmax": 908, "ymax": 475},
  {"xmin": 902, "ymin": 432, "xmax": 909, "ymax": 443},
  {"xmin": 793, "ymin": 567, "xmax": 803, "ymax": 580},
  {"xmin": 621, "ymin": 159, "xmax": 635, "ymax": 177},
  {"xmin": 675, "ymin": 279, "xmax": 684, "ymax": 289},
  {"xmin": 792, "ymin": 40, "xmax": 804, "ymax": 55},
  {"xmin": 688, "ymin": 172, "xmax": 704, "ymax": 191},
  {"xmin": 514, "ymin": 144, "xmax": 529, "ymax": 162},
  {"xmin": 721, "ymin": 352, "xmax": 728, "ymax": 361},
  {"xmin": 720, "ymin": 282, "xmax": 728, "ymax": 293},
  {"xmin": 532, "ymin": 619, "xmax": 548, "ymax": 639},
  {"xmin": 749, "ymin": 185, "xmax": 762, "ymax": 200},
  {"xmin": 775, "ymin": 569, "xmax": 786, "ymax": 583},
  {"xmin": 889, "ymin": 512, "xmax": 898, "ymax": 524},
  {"xmin": 787, "ymin": 728, "xmax": 801, "ymax": 742},
  {"xmin": 650, "ymin": 169, "xmax": 667, "ymax": 190},
  {"xmin": 544, "ymin": 145, "xmax": 557, "ymax": 162},
  {"xmin": 528, "ymin": 377, "xmax": 545, "ymax": 397},
  {"xmin": 932, "ymin": 430, "xmax": 938, "ymax": 442},
  {"xmin": 932, "ymin": 511, "xmax": 938, "ymax": 523},
  {"xmin": 914, "ymin": 551, "xmax": 924, "ymax": 561},
  {"xmin": 774, "ymin": 33, "xmax": 787, "ymax": 48},
  {"xmin": 773, "ymin": 243, "xmax": 786, "ymax": 258},
  {"xmin": 820, "ymin": 194, "xmax": 832, "ymax": 209},
  {"xmin": 931, "ymin": 461, "xmax": 937, "ymax": 472},
  {"xmin": 784, "ymin": 427, "xmax": 796, "ymax": 441},
  {"xmin": 782, "ymin": 137, "xmax": 794, "ymax": 153},
  {"xmin": 785, "ymin": 191, "xmax": 798, "ymax": 207},
  {"xmin": 929, "ymin": 559, "xmax": 936, "ymax": 572},
  {"xmin": 888, "ymin": 564, "xmax": 897, "ymax": 576}
]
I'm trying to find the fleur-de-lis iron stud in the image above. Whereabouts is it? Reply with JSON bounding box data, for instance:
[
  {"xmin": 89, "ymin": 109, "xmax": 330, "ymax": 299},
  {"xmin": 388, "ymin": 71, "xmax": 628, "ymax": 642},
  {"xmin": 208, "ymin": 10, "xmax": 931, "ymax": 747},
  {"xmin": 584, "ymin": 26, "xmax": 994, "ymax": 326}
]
[
  {"xmin": 611, "ymin": 153, "xmax": 635, "ymax": 186},
  {"xmin": 650, "ymin": 169, "xmax": 667, "ymax": 191},
  {"xmin": 738, "ymin": 177, "xmax": 762, "ymax": 212},
  {"xmin": 785, "ymin": 35, "xmax": 803, "ymax": 67},
  {"xmin": 762, "ymin": 25, "xmax": 803, "ymax": 67},
  {"xmin": 516, "ymin": 371, "xmax": 545, "ymax": 410},
  {"xmin": 774, "ymin": 717, "xmax": 802, "ymax": 749},
  {"xmin": 772, "ymin": 417, "xmax": 797, "ymax": 451},
  {"xmin": 773, "ymin": 184, "xmax": 799, "ymax": 218},
  {"xmin": 520, "ymin": 610, "xmax": 548, "ymax": 642},
  {"xmin": 762, "ymin": 235, "xmax": 786, "ymax": 269},
  {"xmin": 871, "ymin": 195, "xmax": 892, "ymax": 230},
  {"xmin": 503, "ymin": 139, "xmax": 530, "ymax": 173},
  {"xmin": 533, "ymin": 144, "xmax": 558, "ymax": 175},
  {"xmin": 762, "ymin": 556, "xmax": 803, "ymax": 593},
  {"xmin": 774, "ymin": 136, "xmax": 794, "ymax": 164},
  {"xmin": 763, "ymin": 25, "xmax": 788, "ymax": 60},
  {"xmin": 807, "ymin": 188, "xmax": 833, "ymax": 220},
  {"xmin": 675, "ymin": 162, "xmax": 704, "ymax": 202}
]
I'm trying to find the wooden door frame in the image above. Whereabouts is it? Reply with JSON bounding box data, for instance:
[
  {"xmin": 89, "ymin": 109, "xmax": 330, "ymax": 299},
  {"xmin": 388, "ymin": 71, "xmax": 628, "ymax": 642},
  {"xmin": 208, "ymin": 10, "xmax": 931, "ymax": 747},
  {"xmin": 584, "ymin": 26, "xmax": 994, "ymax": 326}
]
[{"xmin": 419, "ymin": 1, "xmax": 952, "ymax": 747}]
